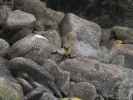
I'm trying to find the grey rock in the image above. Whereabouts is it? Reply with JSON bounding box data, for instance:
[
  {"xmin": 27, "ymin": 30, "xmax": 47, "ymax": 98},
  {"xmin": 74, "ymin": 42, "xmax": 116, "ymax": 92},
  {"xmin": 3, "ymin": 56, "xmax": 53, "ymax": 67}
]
[
  {"xmin": 8, "ymin": 34, "xmax": 60, "ymax": 65},
  {"xmin": 59, "ymin": 57, "xmax": 133, "ymax": 100},
  {"xmin": 6, "ymin": 10, "xmax": 36, "ymax": 29},
  {"xmin": 44, "ymin": 59, "xmax": 70, "ymax": 95},
  {"xmin": 0, "ymin": 38, "xmax": 9, "ymax": 57},
  {"xmin": 111, "ymin": 43, "xmax": 133, "ymax": 69},
  {"xmin": 0, "ymin": 5, "xmax": 11, "ymax": 25},
  {"xmin": 35, "ymin": 30, "xmax": 61, "ymax": 48},
  {"xmin": 69, "ymin": 82, "xmax": 97, "ymax": 100},
  {"xmin": 111, "ymin": 26, "xmax": 133, "ymax": 42},
  {"xmin": 0, "ymin": 77, "xmax": 24, "ymax": 100},
  {"xmin": 10, "ymin": 27, "xmax": 33, "ymax": 43},
  {"xmin": 40, "ymin": 92, "xmax": 58, "ymax": 100},
  {"xmin": 14, "ymin": 0, "xmax": 64, "ymax": 30},
  {"xmin": 60, "ymin": 13, "xmax": 102, "ymax": 58},
  {"xmin": 0, "ymin": 61, "xmax": 24, "ymax": 100},
  {"xmin": 25, "ymin": 86, "xmax": 47, "ymax": 100},
  {"xmin": 8, "ymin": 57, "xmax": 62, "ymax": 97},
  {"xmin": 16, "ymin": 77, "xmax": 33, "ymax": 94}
]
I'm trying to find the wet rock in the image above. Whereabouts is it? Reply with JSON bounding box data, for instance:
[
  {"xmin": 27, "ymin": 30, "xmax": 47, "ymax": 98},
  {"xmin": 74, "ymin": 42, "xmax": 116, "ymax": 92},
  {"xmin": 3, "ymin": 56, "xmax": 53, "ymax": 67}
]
[
  {"xmin": 69, "ymin": 82, "xmax": 97, "ymax": 100},
  {"xmin": 44, "ymin": 59, "xmax": 70, "ymax": 95},
  {"xmin": 8, "ymin": 57, "xmax": 62, "ymax": 97},
  {"xmin": 0, "ymin": 38, "xmax": 9, "ymax": 57},
  {"xmin": 14, "ymin": 0, "xmax": 64, "ymax": 30},
  {"xmin": 59, "ymin": 57, "xmax": 133, "ymax": 100},
  {"xmin": 6, "ymin": 10, "xmax": 36, "ymax": 29},
  {"xmin": 40, "ymin": 92, "xmax": 58, "ymax": 100},
  {"xmin": 60, "ymin": 13, "xmax": 102, "ymax": 58},
  {"xmin": 8, "ymin": 34, "xmax": 60, "ymax": 64},
  {"xmin": 35, "ymin": 30, "xmax": 61, "ymax": 48}
]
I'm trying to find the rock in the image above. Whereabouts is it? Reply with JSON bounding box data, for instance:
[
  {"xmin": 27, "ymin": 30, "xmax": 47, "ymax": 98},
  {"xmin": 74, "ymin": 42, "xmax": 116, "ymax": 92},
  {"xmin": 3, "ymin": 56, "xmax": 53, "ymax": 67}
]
[
  {"xmin": 43, "ymin": 59, "xmax": 70, "ymax": 95},
  {"xmin": 6, "ymin": 10, "xmax": 36, "ymax": 29},
  {"xmin": 69, "ymin": 82, "xmax": 97, "ymax": 100},
  {"xmin": 14, "ymin": 0, "xmax": 64, "ymax": 30},
  {"xmin": 35, "ymin": 30, "xmax": 61, "ymax": 48},
  {"xmin": 111, "ymin": 43, "xmax": 133, "ymax": 69},
  {"xmin": 0, "ymin": 38, "xmax": 9, "ymax": 57},
  {"xmin": 8, "ymin": 34, "xmax": 60, "ymax": 64},
  {"xmin": 0, "ymin": 5, "xmax": 11, "ymax": 25},
  {"xmin": 111, "ymin": 26, "xmax": 133, "ymax": 42},
  {"xmin": 60, "ymin": 13, "xmax": 102, "ymax": 58},
  {"xmin": 61, "ymin": 97, "xmax": 82, "ymax": 100},
  {"xmin": 0, "ymin": 77, "xmax": 24, "ymax": 100},
  {"xmin": 10, "ymin": 27, "xmax": 33, "ymax": 43},
  {"xmin": 40, "ymin": 92, "xmax": 58, "ymax": 100},
  {"xmin": 16, "ymin": 77, "xmax": 33, "ymax": 94},
  {"xmin": 25, "ymin": 86, "xmax": 46, "ymax": 100},
  {"xmin": 0, "ymin": 60, "xmax": 24, "ymax": 100},
  {"xmin": 97, "ymin": 46, "xmax": 125, "ymax": 66},
  {"xmin": 59, "ymin": 57, "xmax": 133, "ymax": 100},
  {"xmin": 8, "ymin": 57, "xmax": 62, "ymax": 97}
]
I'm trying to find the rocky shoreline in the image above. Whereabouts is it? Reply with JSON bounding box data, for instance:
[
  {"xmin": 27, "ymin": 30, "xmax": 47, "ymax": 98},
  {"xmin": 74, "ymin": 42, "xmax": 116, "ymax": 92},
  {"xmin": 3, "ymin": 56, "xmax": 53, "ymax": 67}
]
[{"xmin": 0, "ymin": 0, "xmax": 133, "ymax": 100}]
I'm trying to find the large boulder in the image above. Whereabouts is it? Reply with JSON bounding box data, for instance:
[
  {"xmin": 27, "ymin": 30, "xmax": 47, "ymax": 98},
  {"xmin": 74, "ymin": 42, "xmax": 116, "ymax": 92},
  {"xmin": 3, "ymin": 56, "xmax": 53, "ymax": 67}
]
[
  {"xmin": 6, "ymin": 10, "xmax": 36, "ymax": 29},
  {"xmin": 35, "ymin": 30, "xmax": 61, "ymax": 48},
  {"xmin": 60, "ymin": 13, "xmax": 102, "ymax": 58},
  {"xmin": 14, "ymin": 0, "xmax": 64, "ymax": 30},
  {"xmin": 8, "ymin": 34, "xmax": 61, "ymax": 64},
  {"xmin": 8, "ymin": 57, "xmax": 62, "ymax": 97},
  {"xmin": 43, "ymin": 59, "xmax": 70, "ymax": 95},
  {"xmin": 59, "ymin": 57, "xmax": 133, "ymax": 100}
]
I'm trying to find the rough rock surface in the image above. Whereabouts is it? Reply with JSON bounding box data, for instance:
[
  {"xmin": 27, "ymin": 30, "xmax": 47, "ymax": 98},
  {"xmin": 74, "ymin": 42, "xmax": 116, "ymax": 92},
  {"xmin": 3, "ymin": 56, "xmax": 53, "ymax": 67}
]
[
  {"xmin": 8, "ymin": 34, "xmax": 60, "ymax": 64},
  {"xmin": 69, "ymin": 82, "xmax": 97, "ymax": 100},
  {"xmin": 60, "ymin": 13, "xmax": 102, "ymax": 58},
  {"xmin": 60, "ymin": 57, "xmax": 133, "ymax": 100},
  {"xmin": 14, "ymin": 0, "xmax": 64, "ymax": 30},
  {"xmin": 35, "ymin": 30, "xmax": 61, "ymax": 48},
  {"xmin": 6, "ymin": 10, "xmax": 36, "ymax": 29}
]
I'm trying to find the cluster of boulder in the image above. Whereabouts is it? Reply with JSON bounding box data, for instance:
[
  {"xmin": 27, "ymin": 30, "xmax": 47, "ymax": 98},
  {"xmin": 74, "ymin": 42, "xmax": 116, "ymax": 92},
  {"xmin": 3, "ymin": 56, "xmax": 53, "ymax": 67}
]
[{"xmin": 0, "ymin": 0, "xmax": 133, "ymax": 100}]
